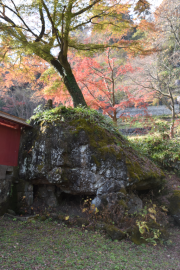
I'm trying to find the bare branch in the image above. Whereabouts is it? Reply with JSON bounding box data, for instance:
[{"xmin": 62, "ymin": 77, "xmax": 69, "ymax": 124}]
[{"xmin": 0, "ymin": 2, "xmax": 38, "ymax": 39}]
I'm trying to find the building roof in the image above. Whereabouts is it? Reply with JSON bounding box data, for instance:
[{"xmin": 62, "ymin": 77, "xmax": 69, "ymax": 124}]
[{"xmin": 0, "ymin": 110, "xmax": 32, "ymax": 127}]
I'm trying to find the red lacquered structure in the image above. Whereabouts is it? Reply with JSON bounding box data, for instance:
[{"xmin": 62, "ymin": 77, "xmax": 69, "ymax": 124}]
[{"xmin": 0, "ymin": 111, "xmax": 32, "ymax": 166}]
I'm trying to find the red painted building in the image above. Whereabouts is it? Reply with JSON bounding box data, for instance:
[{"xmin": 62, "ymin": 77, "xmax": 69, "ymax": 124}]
[{"xmin": 0, "ymin": 111, "xmax": 32, "ymax": 166}]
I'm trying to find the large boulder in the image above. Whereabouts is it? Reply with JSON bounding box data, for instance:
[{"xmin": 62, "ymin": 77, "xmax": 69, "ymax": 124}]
[{"xmin": 18, "ymin": 106, "xmax": 165, "ymax": 209}]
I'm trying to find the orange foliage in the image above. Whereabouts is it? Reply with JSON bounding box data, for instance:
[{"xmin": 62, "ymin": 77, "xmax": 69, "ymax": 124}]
[{"xmin": 43, "ymin": 49, "xmax": 148, "ymax": 123}]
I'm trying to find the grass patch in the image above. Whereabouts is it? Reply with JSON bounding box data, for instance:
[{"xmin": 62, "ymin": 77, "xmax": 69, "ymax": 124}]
[
  {"xmin": 117, "ymin": 114, "xmax": 177, "ymax": 129},
  {"xmin": 117, "ymin": 115, "xmax": 152, "ymax": 129},
  {"xmin": 0, "ymin": 219, "xmax": 180, "ymax": 269},
  {"xmin": 129, "ymin": 133, "xmax": 180, "ymax": 168}
]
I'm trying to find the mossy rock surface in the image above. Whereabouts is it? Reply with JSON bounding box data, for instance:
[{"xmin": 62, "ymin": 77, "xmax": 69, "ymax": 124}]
[
  {"xmin": 146, "ymin": 220, "xmax": 169, "ymax": 240},
  {"xmin": 95, "ymin": 222, "xmax": 107, "ymax": 230},
  {"xmin": 131, "ymin": 226, "xmax": 147, "ymax": 245},
  {"xmin": 19, "ymin": 106, "xmax": 165, "ymax": 209},
  {"xmin": 76, "ymin": 217, "xmax": 89, "ymax": 227},
  {"xmin": 131, "ymin": 221, "xmax": 169, "ymax": 245},
  {"xmin": 169, "ymin": 190, "xmax": 180, "ymax": 226},
  {"xmin": 40, "ymin": 215, "xmax": 47, "ymax": 221},
  {"xmin": 105, "ymin": 224, "xmax": 126, "ymax": 241}
]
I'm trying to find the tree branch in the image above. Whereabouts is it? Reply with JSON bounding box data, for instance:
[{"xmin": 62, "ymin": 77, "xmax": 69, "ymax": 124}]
[
  {"xmin": 41, "ymin": 0, "xmax": 61, "ymax": 47},
  {"xmin": 35, "ymin": 3, "xmax": 45, "ymax": 42},
  {"xmin": 0, "ymin": 2, "xmax": 38, "ymax": 39},
  {"xmin": 71, "ymin": 0, "xmax": 101, "ymax": 18}
]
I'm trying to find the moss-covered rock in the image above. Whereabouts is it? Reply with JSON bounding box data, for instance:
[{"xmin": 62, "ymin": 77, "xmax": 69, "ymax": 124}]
[
  {"xmin": 105, "ymin": 224, "xmax": 126, "ymax": 241},
  {"xmin": 76, "ymin": 217, "xmax": 89, "ymax": 227},
  {"xmin": 169, "ymin": 190, "xmax": 180, "ymax": 226},
  {"xmin": 126, "ymin": 158, "xmax": 165, "ymax": 191},
  {"xmin": 40, "ymin": 215, "xmax": 47, "ymax": 221},
  {"xmin": 131, "ymin": 220, "xmax": 169, "ymax": 245},
  {"xmin": 18, "ymin": 106, "xmax": 165, "ymax": 210},
  {"xmin": 131, "ymin": 226, "xmax": 147, "ymax": 245},
  {"xmin": 95, "ymin": 222, "xmax": 107, "ymax": 230},
  {"xmin": 87, "ymin": 225, "xmax": 95, "ymax": 231}
]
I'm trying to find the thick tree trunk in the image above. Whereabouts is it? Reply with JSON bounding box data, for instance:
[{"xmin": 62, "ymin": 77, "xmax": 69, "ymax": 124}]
[
  {"xmin": 50, "ymin": 59, "xmax": 87, "ymax": 107},
  {"xmin": 63, "ymin": 70, "xmax": 87, "ymax": 107}
]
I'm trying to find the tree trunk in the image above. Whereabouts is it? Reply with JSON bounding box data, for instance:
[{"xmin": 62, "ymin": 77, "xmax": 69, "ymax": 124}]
[
  {"xmin": 51, "ymin": 59, "xmax": 87, "ymax": 108},
  {"xmin": 170, "ymin": 101, "xmax": 175, "ymax": 138},
  {"xmin": 113, "ymin": 110, "xmax": 117, "ymax": 125}
]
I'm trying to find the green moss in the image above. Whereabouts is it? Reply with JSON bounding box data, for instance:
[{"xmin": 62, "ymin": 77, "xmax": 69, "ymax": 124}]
[
  {"xmin": 131, "ymin": 226, "xmax": 147, "ymax": 245},
  {"xmin": 146, "ymin": 221, "xmax": 169, "ymax": 240},
  {"xmin": 119, "ymin": 188, "xmax": 127, "ymax": 195},
  {"xmin": 91, "ymin": 155, "xmax": 101, "ymax": 167},
  {"xmin": 131, "ymin": 220, "xmax": 169, "ymax": 245},
  {"xmin": 87, "ymin": 225, "xmax": 95, "ymax": 231},
  {"xmin": 76, "ymin": 217, "xmax": 89, "ymax": 227},
  {"xmin": 29, "ymin": 106, "xmax": 165, "ymax": 190},
  {"xmin": 126, "ymin": 157, "xmax": 165, "ymax": 190},
  {"xmin": 40, "ymin": 215, "xmax": 47, "ymax": 221},
  {"xmin": 125, "ymin": 158, "xmax": 132, "ymax": 165},
  {"xmin": 95, "ymin": 222, "xmax": 106, "ymax": 230},
  {"xmin": 70, "ymin": 119, "xmax": 116, "ymax": 145},
  {"xmin": 70, "ymin": 118, "xmax": 124, "ymax": 160},
  {"xmin": 169, "ymin": 190, "xmax": 180, "ymax": 215},
  {"xmin": 173, "ymin": 190, "xmax": 180, "ymax": 196},
  {"xmin": 0, "ymin": 183, "xmax": 18, "ymax": 216},
  {"xmin": 71, "ymin": 119, "xmax": 165, "ymax": 190},
  {"xmin": 98, "ymin": 146, "xmax": 122, "ymax": 160},
  {"xmin": 61, "ymin": 171, "xmax": 69, "ymax": 182},
  {"xmin": 37, "ymin": 163, "xmax": 44, "ymax": 172},
  {"xmin": 30, "ymin": 105, "xmax": 120, "ymax": 137},
  {"xmin": 105, "ymin": 224, "xmax": 125, "ymax": 241},
  {"xmin": 127, "ymin": 161, "xmax": 158, "ymax": 182},
  {"xmin": 118, "ymin": 199, "xmax": 128, "ymax": 209}
]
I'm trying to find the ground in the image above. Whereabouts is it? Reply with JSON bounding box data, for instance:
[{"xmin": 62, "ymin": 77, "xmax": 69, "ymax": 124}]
[
  {"xmin": 1, "ymin": 173, "xmax": 180, "ymax": 269},
  {"xmin": 0, "ymin": 218, "xmax": 180, "ymax": 269}
]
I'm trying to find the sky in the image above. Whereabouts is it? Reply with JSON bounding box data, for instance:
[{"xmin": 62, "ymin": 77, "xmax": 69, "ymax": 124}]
[{"xmin": 150, "ymin": 0, "xmax": 163, "ymax": 7}]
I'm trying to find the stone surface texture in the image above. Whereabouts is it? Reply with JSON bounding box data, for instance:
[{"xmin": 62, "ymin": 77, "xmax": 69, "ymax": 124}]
[
  {"xmin": 0, "ymin": 165, "xmax": 13, "ymax": 215},
  {"xmin": 18, "ymin": 115, "xmax": 165, "ymax": 211},
  {"xmin": 169, "ymin": 190, "xmax": 180, "ymax": 226}
]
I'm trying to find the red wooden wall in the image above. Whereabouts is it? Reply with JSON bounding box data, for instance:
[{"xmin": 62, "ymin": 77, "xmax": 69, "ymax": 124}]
[{"xmin": 0, "ymin": 121, "xmax": 21, "ymax": 166}]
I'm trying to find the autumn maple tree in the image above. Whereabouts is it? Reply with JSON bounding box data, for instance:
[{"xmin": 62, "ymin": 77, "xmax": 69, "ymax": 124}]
[
  {"xmin": 0, "ymin": 56, "xmax": 47, "ymax": 118},
  {"xmin": 129, "ymin": 0, "xmax": 180, "ymax": 138},
  {"xmin": 0, "ymin": 0, "xmax": 153, "ymax": 107},
  {"xmin": 74, "ymin": 49, "xmax": 135, "ymax": 124},
  {"xmin": 42, "ymin": 49, "xmax": 148, "ymax": 123},
  {"xmin": 134, "ymin": 0, "xmax": 151, "ymax": 19}
]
